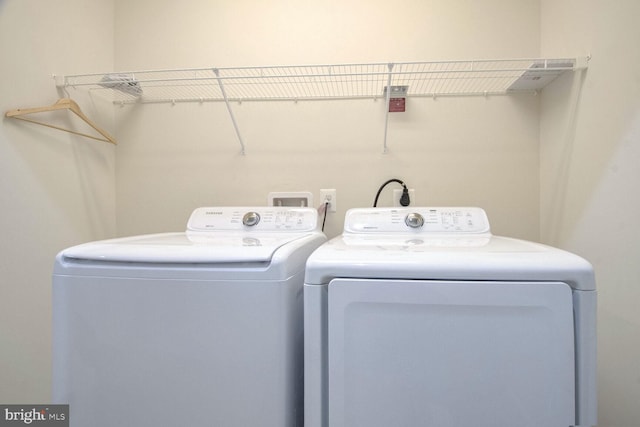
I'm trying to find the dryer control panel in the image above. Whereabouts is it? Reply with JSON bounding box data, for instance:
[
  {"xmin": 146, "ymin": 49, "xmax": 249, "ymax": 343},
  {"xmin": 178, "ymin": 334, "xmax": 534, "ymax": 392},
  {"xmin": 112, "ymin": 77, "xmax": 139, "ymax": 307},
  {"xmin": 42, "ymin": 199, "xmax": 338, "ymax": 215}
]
[
  {"xmin": 187, "ymin": 207, "xmax": 318, "ymax": 232},
  {"xmin": 344, "ymin": 207, "xmax": 490, "ymax": 234}
]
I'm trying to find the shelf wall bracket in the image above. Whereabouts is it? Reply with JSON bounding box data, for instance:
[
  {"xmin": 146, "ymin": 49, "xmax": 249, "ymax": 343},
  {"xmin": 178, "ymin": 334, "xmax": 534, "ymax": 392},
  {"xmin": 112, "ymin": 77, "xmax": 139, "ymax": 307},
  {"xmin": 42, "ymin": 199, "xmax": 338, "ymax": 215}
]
[
  {"xmin": 382, "ymin": 63, "xmax": 394, "ymax": 154},
  {"xmin": 213, "ymin": 68, "xmax": 246, "ymax": 155}
]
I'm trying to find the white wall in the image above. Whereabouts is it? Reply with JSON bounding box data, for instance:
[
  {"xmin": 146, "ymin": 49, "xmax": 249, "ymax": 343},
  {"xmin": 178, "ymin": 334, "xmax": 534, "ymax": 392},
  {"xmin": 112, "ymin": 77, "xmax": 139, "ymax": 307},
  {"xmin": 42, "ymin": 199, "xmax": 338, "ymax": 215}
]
[
  {"xmin": 113, "ymin": 0, "xmax": 542, "ymax": 240},
  {"xmin": 5, "ymin": 2, "xmax": 638, "ymax": 425},
  {"xmin": 0, "ymin": 0, "xmax": 115, "ymax": 402},
  {"xmin": 541, "ymin": 0, "xmax": 640, "ymax": 425}
]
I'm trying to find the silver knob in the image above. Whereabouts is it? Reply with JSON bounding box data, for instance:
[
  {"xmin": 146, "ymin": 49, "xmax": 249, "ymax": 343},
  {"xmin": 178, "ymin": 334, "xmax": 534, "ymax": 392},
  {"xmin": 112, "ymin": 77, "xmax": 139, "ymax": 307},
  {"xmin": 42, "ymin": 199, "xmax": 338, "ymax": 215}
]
[
  {"xmin": 242, "ymin": 212, "xmax": 261, "ymax": 227},
  {"xmin": 405, "ymin": 212, "xmax": 425, "ymax": 228}
]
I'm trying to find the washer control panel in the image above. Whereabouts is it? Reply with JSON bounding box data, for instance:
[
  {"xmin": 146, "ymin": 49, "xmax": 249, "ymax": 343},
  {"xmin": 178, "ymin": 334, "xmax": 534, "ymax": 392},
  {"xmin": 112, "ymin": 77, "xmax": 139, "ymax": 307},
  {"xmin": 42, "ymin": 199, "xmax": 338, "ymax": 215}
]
[
  {"xmin": 344, "ymin": 207, "xmax": 490, "ymax": 234},
  {"xmin": 187, "ymin": 207, "xmax": 318, "ymax": 232}
]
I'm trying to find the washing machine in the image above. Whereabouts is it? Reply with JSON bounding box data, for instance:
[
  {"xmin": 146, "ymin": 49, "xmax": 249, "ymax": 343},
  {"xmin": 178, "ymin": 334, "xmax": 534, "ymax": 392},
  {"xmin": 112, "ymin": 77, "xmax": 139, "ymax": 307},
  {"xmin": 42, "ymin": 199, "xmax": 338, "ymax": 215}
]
[
  {"xmin": 304, "ymin": 207, "xmax": 596, "ymax": 427},
  {"xmin": 52, "ymin": 206, "xmax": 326, "ymax": 427}
]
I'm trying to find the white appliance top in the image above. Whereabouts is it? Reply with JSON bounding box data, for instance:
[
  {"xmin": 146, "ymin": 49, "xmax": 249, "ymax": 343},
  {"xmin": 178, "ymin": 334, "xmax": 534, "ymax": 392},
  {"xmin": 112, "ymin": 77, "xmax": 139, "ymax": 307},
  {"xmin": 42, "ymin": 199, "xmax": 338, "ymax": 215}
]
[
  {"xmin": 305, "ymin": 207, "xmax": 595, "ymax": 290},
  {"xmin": 61, "ymin": 207, "xmax": 320, "ymax": 263}
]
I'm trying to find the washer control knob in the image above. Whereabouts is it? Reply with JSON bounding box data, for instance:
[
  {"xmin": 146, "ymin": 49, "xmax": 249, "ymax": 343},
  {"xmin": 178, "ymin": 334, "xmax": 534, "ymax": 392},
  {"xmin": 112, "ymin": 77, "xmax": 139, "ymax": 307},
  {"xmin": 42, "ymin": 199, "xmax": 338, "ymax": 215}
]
[
  {"xmin": 405, "ymin": 212, "xmax": 425, "ymax": 228},
  {"xmin": 242, "ymin": 212, "xmax": 261, "ymax": 227}
]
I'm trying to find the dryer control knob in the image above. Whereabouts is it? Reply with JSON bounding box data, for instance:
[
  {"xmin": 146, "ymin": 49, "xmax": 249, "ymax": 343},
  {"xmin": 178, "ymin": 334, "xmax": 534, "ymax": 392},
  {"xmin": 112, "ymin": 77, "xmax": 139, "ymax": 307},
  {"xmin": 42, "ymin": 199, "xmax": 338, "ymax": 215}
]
[
  {"xmin": 242, "ymin": 212, "xmax": 261, "ymax": 227},
  {"xmin": 405, "ymin": 212, "xmax": 425, "ymax": 228}
]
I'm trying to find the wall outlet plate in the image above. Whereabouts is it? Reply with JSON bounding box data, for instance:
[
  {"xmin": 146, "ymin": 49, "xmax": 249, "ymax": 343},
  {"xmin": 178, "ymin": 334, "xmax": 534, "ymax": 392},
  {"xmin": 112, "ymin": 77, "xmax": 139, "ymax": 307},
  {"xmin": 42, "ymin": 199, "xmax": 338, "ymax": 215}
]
[{"xmin": 320, "ymin": 189, "xmax": 337, "ymax": 212}]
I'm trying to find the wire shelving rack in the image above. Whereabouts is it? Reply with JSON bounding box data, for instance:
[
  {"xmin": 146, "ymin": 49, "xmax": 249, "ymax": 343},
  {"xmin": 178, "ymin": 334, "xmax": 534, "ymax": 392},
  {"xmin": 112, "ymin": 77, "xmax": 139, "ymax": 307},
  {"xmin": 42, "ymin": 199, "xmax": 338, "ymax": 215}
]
[{"xmin": 57, "ymin": 58, "xmax": 588, "ymax": 153}]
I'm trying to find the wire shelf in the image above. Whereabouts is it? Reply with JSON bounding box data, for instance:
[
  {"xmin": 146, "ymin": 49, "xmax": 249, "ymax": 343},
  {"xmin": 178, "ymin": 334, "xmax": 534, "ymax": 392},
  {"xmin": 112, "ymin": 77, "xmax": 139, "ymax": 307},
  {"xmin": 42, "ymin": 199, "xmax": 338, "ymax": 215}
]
[
  {"xmin": 59, "ymin": 58, "xmax": 586, "ymax": 105},
  {"xmin": 56, "ymin": 57, "xmax": 587, "ymax": 154}
]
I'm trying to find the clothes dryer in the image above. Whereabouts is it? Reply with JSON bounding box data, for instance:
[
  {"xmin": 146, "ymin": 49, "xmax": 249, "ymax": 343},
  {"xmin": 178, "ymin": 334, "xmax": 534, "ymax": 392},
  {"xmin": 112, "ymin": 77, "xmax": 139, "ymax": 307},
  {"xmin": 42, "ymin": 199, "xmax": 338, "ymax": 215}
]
[
  {"xmin": 304, "ymin": 207, "xmax": 596, "ymax": 427},
  {"xmin": 53, "ymin": 207, "xmax": 326, "ymax": 427}
]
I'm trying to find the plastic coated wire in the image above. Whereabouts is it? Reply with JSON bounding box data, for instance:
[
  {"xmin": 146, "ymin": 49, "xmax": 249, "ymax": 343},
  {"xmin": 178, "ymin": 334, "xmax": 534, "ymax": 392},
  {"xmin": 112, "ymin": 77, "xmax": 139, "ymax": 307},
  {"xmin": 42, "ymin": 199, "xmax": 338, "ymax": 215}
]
[
  {"xmin": 373, "ymin": 178, "xmax": 409, "ymax": 207},
  {"xmin": 321, "ymin": 202, "xmax": 329, "ymax": 232}
]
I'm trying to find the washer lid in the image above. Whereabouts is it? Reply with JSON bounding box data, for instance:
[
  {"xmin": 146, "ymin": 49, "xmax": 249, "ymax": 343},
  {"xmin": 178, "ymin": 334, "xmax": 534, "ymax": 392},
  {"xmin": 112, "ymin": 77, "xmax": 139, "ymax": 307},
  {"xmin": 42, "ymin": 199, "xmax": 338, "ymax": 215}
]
[
  {"xmin": 61, "ymin": 231, "xmax": 317, "ymax": 263},
  {"xmin": 61, "ymin": 207, "xmax": 319, "ymax": 263}
]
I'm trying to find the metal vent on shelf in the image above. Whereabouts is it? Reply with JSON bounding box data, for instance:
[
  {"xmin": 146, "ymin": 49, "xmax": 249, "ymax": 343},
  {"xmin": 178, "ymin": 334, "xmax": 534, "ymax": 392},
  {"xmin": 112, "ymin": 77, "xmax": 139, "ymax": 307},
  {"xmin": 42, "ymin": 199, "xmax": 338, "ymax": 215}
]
[{"xmin": 506, "ymin": 59, "xmax": 577, "ymax": 92}]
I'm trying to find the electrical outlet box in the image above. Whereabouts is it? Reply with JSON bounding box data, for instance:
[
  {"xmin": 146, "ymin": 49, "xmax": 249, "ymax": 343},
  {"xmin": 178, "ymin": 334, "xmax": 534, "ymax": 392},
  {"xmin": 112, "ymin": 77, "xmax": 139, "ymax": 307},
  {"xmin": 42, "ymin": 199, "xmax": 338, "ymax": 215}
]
[
  {"xmin": 384, "ymin": 85, "xmax": 409, "ymax": 112},
  {"xmin": 320, "ymin": 189, "xmax": 337, "ymax": 212},
  {"xmin": 268, "ymin": 192, "xmax": 313, "ymax": 207},
  {"xmin": 393, "ymin": 189, "xmax": 415, "ymax": 207}
]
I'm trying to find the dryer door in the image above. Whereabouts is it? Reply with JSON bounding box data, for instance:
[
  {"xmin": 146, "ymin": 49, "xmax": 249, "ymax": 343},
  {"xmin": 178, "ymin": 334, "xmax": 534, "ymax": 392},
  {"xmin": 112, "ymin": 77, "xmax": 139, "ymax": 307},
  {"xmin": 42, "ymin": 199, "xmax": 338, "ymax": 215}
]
[{"xmin": 328, "ymin": 279, "xmax": 575, "ymax": 427}]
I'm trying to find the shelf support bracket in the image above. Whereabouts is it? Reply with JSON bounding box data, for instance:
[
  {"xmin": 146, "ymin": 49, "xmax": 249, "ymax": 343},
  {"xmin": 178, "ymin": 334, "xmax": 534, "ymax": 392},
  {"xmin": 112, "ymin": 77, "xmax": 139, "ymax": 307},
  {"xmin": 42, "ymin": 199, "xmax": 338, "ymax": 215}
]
[
  {"xmin": 214, "ymin": 68, "xmax": 246, "ymax": 155},
  {"xmin": 382, "ymin": 63, "xmax": 394, "ymax": 154}
]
